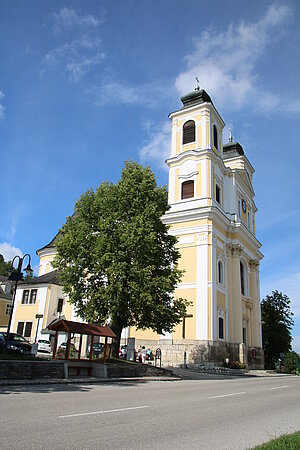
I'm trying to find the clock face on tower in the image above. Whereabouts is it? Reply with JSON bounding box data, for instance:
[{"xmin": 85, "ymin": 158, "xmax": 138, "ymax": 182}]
[{"xmin": 242, "ymin": 199, "xmax": 247, "ymax": 213}]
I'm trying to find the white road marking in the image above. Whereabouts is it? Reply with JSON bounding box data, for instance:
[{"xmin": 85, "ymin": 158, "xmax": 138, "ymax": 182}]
[
  {"xmin": 209, "ymin": 392, "xmax": 246, "ymax": 399},
  {"xmin": 270, "ymin": 385, "xmax": 289, "ymax": 390},
  {"xmin": 59, "ymin": 405, "xmax": 150, "ymax": 419}
]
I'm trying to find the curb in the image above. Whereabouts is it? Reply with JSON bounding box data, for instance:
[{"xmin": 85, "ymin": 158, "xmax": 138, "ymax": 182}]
[{"xmin": 0, "ymin": 376, "xmax": 181, "ymax": 387}]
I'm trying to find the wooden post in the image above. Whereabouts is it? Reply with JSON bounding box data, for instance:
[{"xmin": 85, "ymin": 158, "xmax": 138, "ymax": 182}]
[
  {"xmin": 66, "ymin": 332, "xmax": 71, "ymax": 360},
  {"xmin": 182, "ymin": 314, "xmax": 193, "ymax": 339},
  {"xmin": 78, "ymin": 334, "xmax": 83, "ymax": 360},
  {"xmin": 103, "ymin": 337, "xmax": 108, "ymax": 364},
  {"xmin": 89, "ymin": 335, "xmax": 94, "ymax": 361},
  {"xmin": 52, "ymin": 331, "xmax": 58, "ymax": 359}
]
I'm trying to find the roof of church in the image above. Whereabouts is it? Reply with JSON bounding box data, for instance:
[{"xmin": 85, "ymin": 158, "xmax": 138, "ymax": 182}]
[
  {"xmin": 223, "ymin": 141, "xmax": 244, "ymax": 160},
  {"xmin": 180, "ymin": 89, "xmax": 213, "ymax": 109}
]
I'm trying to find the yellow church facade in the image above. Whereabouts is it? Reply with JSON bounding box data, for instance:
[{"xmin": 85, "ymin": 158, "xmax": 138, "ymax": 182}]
[{"xmin": 128, "ymin": 89, "xmax": 264, "ymax": 368}]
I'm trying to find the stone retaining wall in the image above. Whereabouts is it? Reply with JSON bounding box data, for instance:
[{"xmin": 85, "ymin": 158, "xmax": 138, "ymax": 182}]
[
  {"xmin": 157, "ymin": 340, "xmax": 264, "ymax": 369},
  {"xmin": 0, "ymin": 360, "xmax": 65, "ymax": 380}
]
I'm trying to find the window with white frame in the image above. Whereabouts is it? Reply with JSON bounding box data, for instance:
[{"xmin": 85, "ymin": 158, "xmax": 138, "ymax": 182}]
[
  {"xmin": 218, "ymin": 260, "xmax": 224, "ymax": 284},
  {"xmin": 238, "ymin": 200, "xmax": 241, "ymax": 217},
  {"xmin": 213, "ymin": 125, "xmax": 218, "ymax": 150},
  {"xmin": 242, "ymin": 319, "xmax": 247, "ymax": 345},
  {"xmin": 218, "ymin": 309, "xmax": 225, "ymax": 340},
  {"xmin": 240, "ymin": 260, "xmax": 248, "ymax": 296},
  {"xmin": 216, "ymin": 184, "xmax": 221, "ymax": 204},
  {"xmin": 5, "ymin": 303, "xmax": 12, "ymax": 315},
  {"xmin": 182, "ymin": 120, "xmax": 195, "ymax": 144},
  {"xmin": 21, "ymin": 289, "xmax": 37, "ymax": 304}
]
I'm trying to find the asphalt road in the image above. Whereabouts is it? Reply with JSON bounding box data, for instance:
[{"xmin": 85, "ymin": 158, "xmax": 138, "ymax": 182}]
[{"xmin": 1, "ymin": 376, "xmax": 300, "ymax": 450}]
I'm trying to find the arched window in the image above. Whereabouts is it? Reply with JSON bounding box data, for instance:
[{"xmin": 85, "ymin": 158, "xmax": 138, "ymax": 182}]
[
  {"xmin": 181, "ymin": 180, "xmax": 194, "ymax": 199},
  {"xmin": 182, "ymin": 120, "xmax": 195, "ymax": 144},
  {"xmin": 218, "ymin": 261, "xmax": 224, "ymax": 284},
  {"xmin": 218, "ymin": 317, "xmax": 224, "ymax": 340},
  {"xmin": 213, "ymin": 125, "xmax": 218, "ymax": 150},
  {"xmin": 240, "ymin": 261, "xmax": 246, "ymax": 296}
]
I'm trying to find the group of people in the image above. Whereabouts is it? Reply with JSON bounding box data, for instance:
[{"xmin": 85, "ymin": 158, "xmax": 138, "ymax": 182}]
[{"xmin": 137, "ymin": 346, "xmax": 153, "ymax": 364}]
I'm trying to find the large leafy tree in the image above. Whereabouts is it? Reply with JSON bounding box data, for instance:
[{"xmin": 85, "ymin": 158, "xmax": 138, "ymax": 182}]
[
  {"xmin": 261, "ymin": 290, "xmax": 294, "ymax": 368},
  {"xmin": 54, "ymin": 161, "xmax": 188, "ymax": 354}
]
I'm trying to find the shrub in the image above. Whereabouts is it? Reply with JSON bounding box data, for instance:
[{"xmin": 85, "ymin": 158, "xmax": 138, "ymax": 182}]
[
  {"xmin": 223, "ymin": 360, "xmax": 246, "ymax": 369},
  {"xmin": 284, "ymin": 351, "xmax": 300, "ymax": 374}
]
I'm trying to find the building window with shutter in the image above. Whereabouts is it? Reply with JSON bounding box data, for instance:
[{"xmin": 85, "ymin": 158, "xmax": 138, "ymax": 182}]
[
  {"xmin": 17, "ymin": 322, "xmax": 24, "ymax": 335},
  {"xmin": 181, "ymin": 180, "xmax": 194, "ymax": 199},
  {"xmin": 22, "ymin": 290, "xmax": 29, "ymax": 304},
  {"xmin": 182, "ymin": 120, "xmax": 195, "ymax": 145}
]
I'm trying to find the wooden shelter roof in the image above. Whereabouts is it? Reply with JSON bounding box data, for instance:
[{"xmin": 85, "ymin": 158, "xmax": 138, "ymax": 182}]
[{"xmin": 48, "ymin": 319, "xmax": 116, "ymax": 338}]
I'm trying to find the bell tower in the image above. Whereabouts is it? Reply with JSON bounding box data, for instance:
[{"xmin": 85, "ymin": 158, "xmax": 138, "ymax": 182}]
[{"xmin": 167, "ymin": 87, "xmax": 225, "ymax": 210}]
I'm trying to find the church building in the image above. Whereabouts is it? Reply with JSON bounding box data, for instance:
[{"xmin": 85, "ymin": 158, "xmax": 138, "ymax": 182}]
[
  {"xmin": 11, "ymin": 87, "xmax": 264, "ymax": 368},
  {"xmin": 128, "ymin": 88, "xmax": 264, "ymax": 368}
]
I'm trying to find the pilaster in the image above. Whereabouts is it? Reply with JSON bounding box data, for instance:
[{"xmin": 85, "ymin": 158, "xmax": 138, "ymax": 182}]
[{"xmin": 249, "ymin": 259, "xmax": 261, "ymax": 347}]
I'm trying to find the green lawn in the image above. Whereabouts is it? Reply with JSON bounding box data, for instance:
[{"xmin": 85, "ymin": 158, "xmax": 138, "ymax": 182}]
[{"xmin": 254, "ymin": 431, "xmax": 300, "ymax": 449}]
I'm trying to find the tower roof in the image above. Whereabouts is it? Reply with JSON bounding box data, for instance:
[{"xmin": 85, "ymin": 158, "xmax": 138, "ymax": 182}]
[
  {"xmin": 180, "ymin": 89, "xmax": 213, "ymax": 109},
  {"xmin": 223, "ymin": 141, "xmax": 244, "ymax": 160}
]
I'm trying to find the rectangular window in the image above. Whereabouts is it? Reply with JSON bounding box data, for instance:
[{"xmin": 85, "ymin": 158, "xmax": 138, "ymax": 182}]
[
  {"xmin": 242, "ymin": 320, "xmax": 247, "ymax": 345},
  {"xmin": 29, "ymin": 289, "xmax": 37, "ymax": 304},
  {"xmin": 57, "ymin": 298, "xmax": 64, "ymax": 313},
  {"xmin": 22, "ymin": 290, "xmax": 29, "ymax": 304},
  {"xmin": 216, "ymin": 185, "xmax": 221, "ymax": 204},
  {"xmin": 238, "ymin": 200, "xmax": 241, "ymax": 217},
  {"xmin": 5, "ymin": 304, "xmax": 12, "ymax": 315},
  {"xmin": 17, "ymin": 322, "xmax": 24, "ymax": 335},
  {"xmin": 181, "ymin": 180, "xmax": 194, "ymax": 199},
  {"xmin": 24, "ymin": 322, "xmax": 32, "ymax": 338},
  {"xmin": 218, "ymin": 317, "xmax": 224, "ymax": 340}
]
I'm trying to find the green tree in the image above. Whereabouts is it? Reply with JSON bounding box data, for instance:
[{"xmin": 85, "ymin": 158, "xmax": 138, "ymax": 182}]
[
  {"xmin": 54, "ymin": 161, "xmax": 189, "ymax": 354},
  {"xmin": 261, "ymin": 290, "xmax": 294, "ymax": 369},
  {"xmin": 0, "ymin": 254, "xmax": 11, "ymax": 276}
]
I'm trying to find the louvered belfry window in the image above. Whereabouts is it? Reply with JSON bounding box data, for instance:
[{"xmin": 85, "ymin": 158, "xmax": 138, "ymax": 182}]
[
  {"xmin": 181, "ymin": 180, "xmax": 194, "ymax": 199},
  {"xmin": 182, "ymin": 120, "xmax": 195, "ymax": 144}
]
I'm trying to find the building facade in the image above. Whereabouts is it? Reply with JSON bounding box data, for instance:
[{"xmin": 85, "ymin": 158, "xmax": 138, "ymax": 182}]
[{"xmin": 127, "ymin": 89, "xmax": 264, "ymax": 368}]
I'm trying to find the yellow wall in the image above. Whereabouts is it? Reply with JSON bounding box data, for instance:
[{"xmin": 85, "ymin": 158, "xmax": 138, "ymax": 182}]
[
  {"xmin": 173, "ymin": 289, "xmax": 196, "ymax": 340},
  {"xmin": 0, "ymin": 299, "xmax": 10, "ymax": 326},
  {"xmin": 177, "ymin": 246, "xmax": 196, "ymax": 283}
]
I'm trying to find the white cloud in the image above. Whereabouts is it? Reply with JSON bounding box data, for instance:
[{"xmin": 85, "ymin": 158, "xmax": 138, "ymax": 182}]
[
  {"xmin": 92, "ymin": 81, "xmax": 174, "ymax": 107},
  {"xmin": 0, "ymin": 242, "xmax": 23, "ymax": 262},
  {"xmin": 139, "ymin": 122, "xmax": 171, "ymax": 170},
  {"xmin": 52, "ymin": 7, "xmax": 102, "ymax": 34},
  {"xmin": 0, "ymin": 90, "xmax": 5, "ymax": 120},
  {"xmin": 175, "ymin": 3, "xmax": 295, "ymax": 114},
  {"xmin": 43, "ymin": 8, "xmax": 104, "ymax": 82}
]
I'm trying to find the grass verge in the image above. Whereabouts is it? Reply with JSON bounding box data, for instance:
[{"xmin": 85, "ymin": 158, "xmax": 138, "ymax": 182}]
[{"xmin": 254, "ymin": 431, "xmax": 300, "ymax": 449}]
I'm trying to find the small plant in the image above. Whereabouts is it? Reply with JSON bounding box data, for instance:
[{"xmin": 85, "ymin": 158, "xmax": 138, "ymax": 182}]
[{"xmin": 223, "ymin": 360, "xmax": 246, "ymax": 369}]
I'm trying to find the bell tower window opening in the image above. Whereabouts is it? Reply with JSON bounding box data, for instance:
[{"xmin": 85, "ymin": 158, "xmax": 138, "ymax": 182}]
[
  {"xmin": 182, "ymin": 120, "xmax": 195, "ymax": 145},
  {"xmin": 213, "ymin": 125, "xmax": 218, "ymax": 150},
  {"xmin": 216, "ymin": 184, "xmax": 221, "ymax": 204},
  {"xmin": 181, "ymin": 180, "xmax": 194, "ymax": 199}
]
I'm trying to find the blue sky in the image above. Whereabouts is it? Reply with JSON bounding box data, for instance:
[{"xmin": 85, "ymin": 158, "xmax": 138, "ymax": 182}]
[{"xmin": 1, "ymin": 1, "xmax": 300, "ymax": 350}]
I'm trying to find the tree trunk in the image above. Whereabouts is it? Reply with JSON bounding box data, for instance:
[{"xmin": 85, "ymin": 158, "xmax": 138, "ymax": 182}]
[{"xmin": 111, "ymin": 319, "xmax": 123, "ymax": 358}]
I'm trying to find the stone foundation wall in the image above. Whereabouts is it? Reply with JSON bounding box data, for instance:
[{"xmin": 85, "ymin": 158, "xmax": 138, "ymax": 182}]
[{"xmin": 156, "ymin": 340, "xmax": 264, "ymax": 369}]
